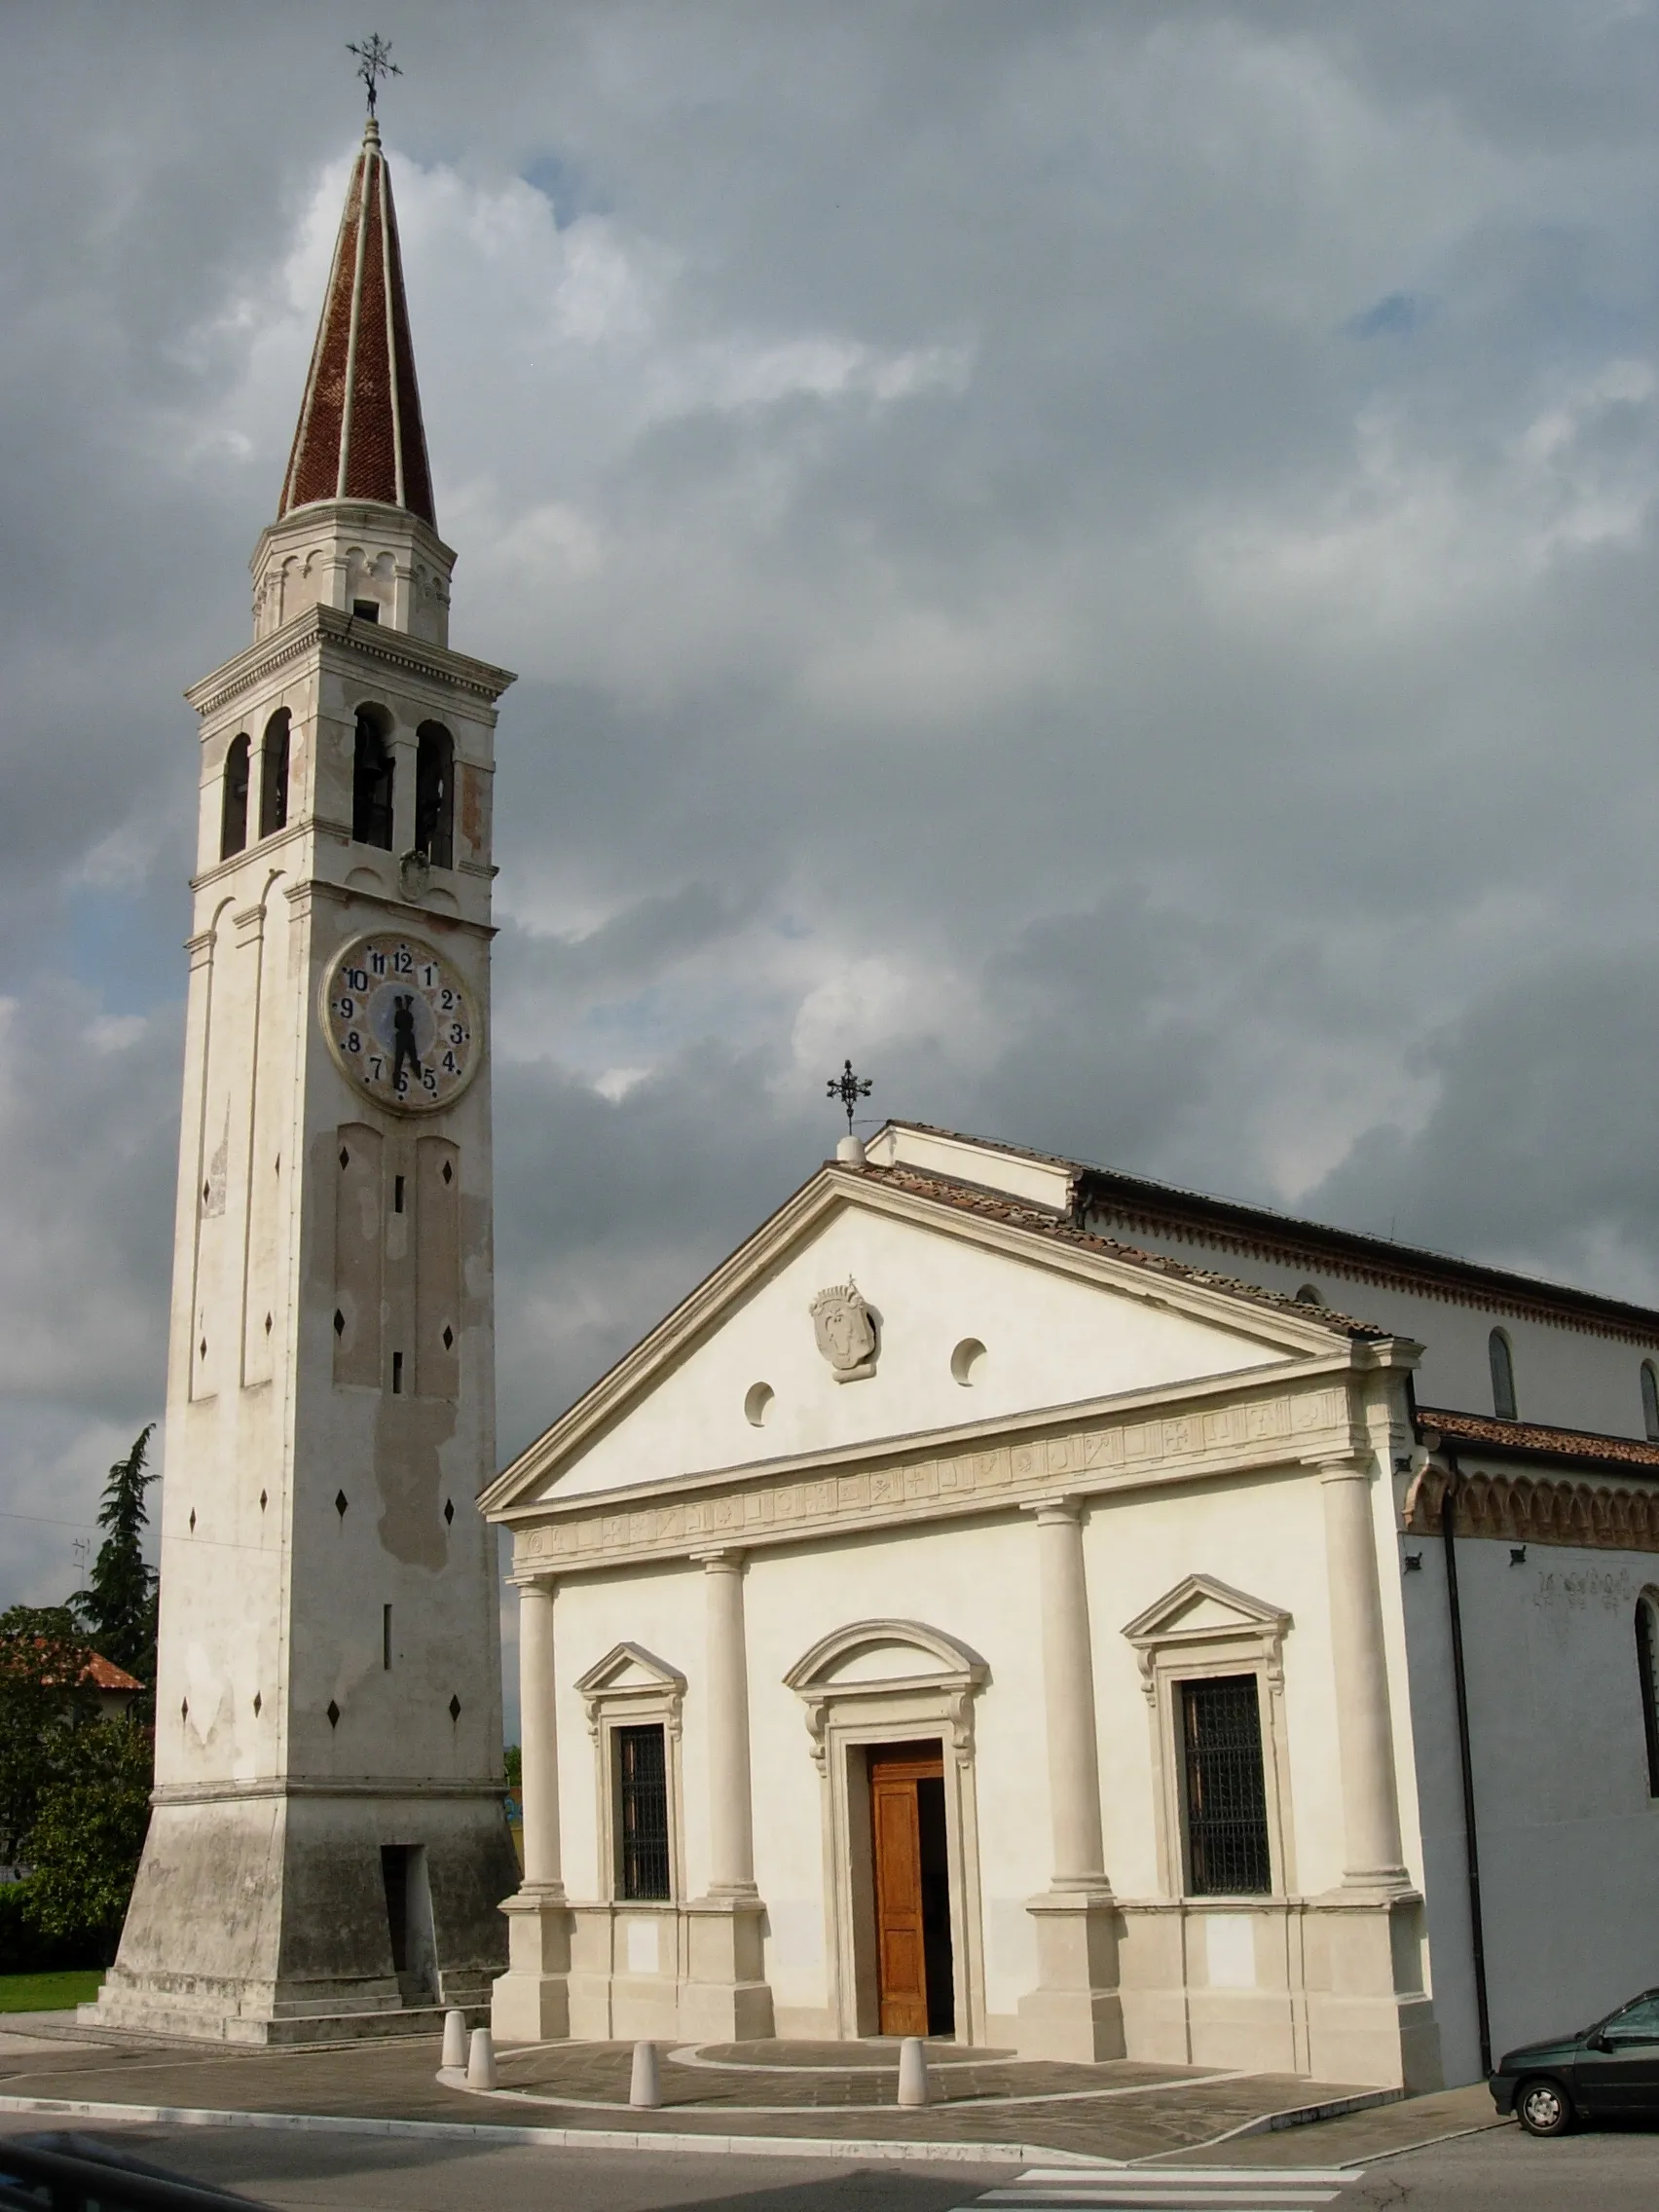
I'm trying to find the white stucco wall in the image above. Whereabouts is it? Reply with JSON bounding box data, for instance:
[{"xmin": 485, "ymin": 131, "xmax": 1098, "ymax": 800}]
[
  {"xmin": 1086, "ymin": 1218, "xmax": 1658, "ymax": 1441},
  {"xmin": 545, "ymin": 1204, "xmax": 1298, "ymax": 1501},
  {"xmin": 1401, "ymin": 1534, "xmax": 1659, "ymax": 2083}
]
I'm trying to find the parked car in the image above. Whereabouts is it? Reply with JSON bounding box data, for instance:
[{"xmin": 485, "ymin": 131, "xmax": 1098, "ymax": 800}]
[{"xmin": 1490, "ymin": 1989, "xmax": 1659, "ymax": 2135}]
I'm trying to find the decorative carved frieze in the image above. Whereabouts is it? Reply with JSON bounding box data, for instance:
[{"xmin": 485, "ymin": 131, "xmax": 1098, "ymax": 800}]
[
  {"xmin": 1405, "ymin": 1464, "xmax": 1659, "ymax": 1554},
  {"xmin": 513, "ymin": 1382, "xmax": 1356, "ymax": 1578}
]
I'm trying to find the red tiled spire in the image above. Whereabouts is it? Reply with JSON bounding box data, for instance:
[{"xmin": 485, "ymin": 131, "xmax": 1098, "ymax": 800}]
[{"xmin": 278, "ymin": 118, "xmax": 436, "ymax": 527}]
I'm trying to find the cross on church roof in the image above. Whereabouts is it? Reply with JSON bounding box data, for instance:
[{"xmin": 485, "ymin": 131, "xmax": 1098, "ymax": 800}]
[
  {"xmin": 827, "ymin": 1059, "xmax": 872, "ymax": 1134},
  {"xmin": 347, "ymin": 33, "xmax": 401, "ymax": 116}
]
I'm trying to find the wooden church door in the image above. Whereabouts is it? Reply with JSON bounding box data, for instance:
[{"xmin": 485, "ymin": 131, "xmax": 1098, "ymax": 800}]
[{"xmin": 869, "ymin": 1743, "xmax": 954, "ymax": 2037}]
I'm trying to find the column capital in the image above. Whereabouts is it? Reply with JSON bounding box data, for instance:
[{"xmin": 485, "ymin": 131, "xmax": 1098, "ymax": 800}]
[
  {"xmin": 1309, "ymin": 1455, "xmax": 1370, "ymax": 1485},
  {"xmin": 509, "ymin": 1569, "xmax": 557, "ymax": 1592},
  {"xmin": 1023, "ymin": 1494, "xmax": 1085, "ymax": 1525},
  {"xmin": 691, "ymin": 1547, "xmax": 747, "ymax": 1572}
]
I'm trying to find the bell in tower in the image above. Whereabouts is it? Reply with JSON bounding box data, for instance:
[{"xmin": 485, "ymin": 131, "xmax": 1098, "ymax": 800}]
[{"xmin": 91, "ymin": 92, "xmax": 520, "ymax": 2044}]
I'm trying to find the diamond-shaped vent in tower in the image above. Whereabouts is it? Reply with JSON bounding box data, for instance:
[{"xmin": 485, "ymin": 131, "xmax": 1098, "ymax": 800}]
[
  {"xmin": 188, "ymin": 1509, "xmax": 196, "ymax": 1533},
  {"xmin": 252, "ymin": 1691, "xmax": 262, "ymax": 1717},
  {"xmin": 333, "ymin": 1309, "xmax": 346, "ymax": 1337},
  {"xmin": 442, "ymin": 1325, "xmax": 454, "ymax": 1350},
  {"xmin": 442, "ymin": 1160, "xmax": 453, "ymax": 1184},
  {"xmin": 259, "ymin": 1490, "xmax": 268, "ymax": 1511},
  {"xmin": 339, "ymin": 1146, "xmax": 350, "ymax": 1169},
  {"xmin": 448, "ymin": 1694, "xmax": 461, "ymax": 1722},
  {"xmin": 327, "ymin": 1700, "xmax": 341, "ymax": 1729},
  {"xmin": 443, "ymin": 1497, "xmax": 455, "ymax": 1526},
  {"xmin": 180, "ymin": 1698, "xmax": 189, "ymax": 1720},
  {"xmin": 335, "ymin": 1490, "xmax": 349, "ymax": 1518}
]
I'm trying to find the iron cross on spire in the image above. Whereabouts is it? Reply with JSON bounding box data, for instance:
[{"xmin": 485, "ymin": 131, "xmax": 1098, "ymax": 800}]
[
  {"xmin": 347, "ymin": 33, "xmax": 401, "ymax": 115},
  {"xmin": 828, "ymin": 1058, "xmax": 872, "ymax": 1135}
]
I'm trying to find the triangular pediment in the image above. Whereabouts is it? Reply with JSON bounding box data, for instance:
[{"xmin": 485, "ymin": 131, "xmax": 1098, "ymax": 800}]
[
  {"xmin": 1122, "ymin": 1573, "xmax": 1292, "ymax": 1650},
  {"xmin": 572, "ymin": 1641, "xmax": 686, "ymax": 1700},
  {"xmin": 486, "ymin": 1161, "xmax": 1365, "ymax": 1517}
]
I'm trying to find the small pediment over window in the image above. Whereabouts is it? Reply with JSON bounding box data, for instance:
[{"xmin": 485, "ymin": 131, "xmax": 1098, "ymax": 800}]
[
  {"xmin": 574, "ymin": 1641, "xmax": 687, "ymax": 1701},
  {"xmin": 1121, "ymin": 1573, "xmax": 1292, "ymax": 1656}
]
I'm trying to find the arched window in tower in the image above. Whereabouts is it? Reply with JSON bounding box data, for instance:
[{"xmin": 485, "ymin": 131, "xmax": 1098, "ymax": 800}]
[
  {"xmin": 415, "ymin": 722, "xmax": 454, "ymax": 869},
  {"xmin": 259, "ymin": 709, "xmax": 291, "ymax": 839},
  {"xmin": 219, "ymin": 734, "xmax": 250, "ymax": 860},
  {"xmin": 1642, "ymin": 1362, "xmax": 1659, "ymax": 1445},
  {"xmin": 352, "ymin": 706, "xmax": 394, "ymax": 850},
  {"xmin": 1637, "ymin": 1593, "xmax": 1659, "ymax": 1796},
  {"xmin": 1489, "ymin": 1327, "xmax": 1517, "ymax": 1421}
]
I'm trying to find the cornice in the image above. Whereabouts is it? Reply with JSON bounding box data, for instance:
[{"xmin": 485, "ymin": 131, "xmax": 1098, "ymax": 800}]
[
  {"xmin": 186, "ymin": 606, "xmax": 516, "ymax": 719},
  {"xmin": 482, "ymin": 1165, "xmax": 1363, "ymax": 1516},
  {"xmin": 504, "ymin": 1365, "xmax": 1375, "ymax": 1579},
  {"xmin": 1405, "ymin": 1461, "xmax": 1659, "ymax": 1554}
]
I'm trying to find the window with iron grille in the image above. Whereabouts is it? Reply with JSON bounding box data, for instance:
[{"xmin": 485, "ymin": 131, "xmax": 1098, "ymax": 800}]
[
  {"xmin": 616, "ymin": 1723, "xmax": 671, "ymax": 1900},
  {"xmin": 1180, "ymin": 1675, "xmax": 1272, "ymax": 1896}
]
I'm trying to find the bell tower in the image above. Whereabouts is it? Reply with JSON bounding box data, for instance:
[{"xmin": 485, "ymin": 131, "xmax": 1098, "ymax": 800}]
[{"xmin": 94, "ymin": 112, "xmax": 520, "ymax": 2042}]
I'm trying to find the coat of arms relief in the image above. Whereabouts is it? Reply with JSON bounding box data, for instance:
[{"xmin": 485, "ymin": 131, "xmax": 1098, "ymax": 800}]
[{"xmin": 810, "ymin": 1280, "xmax": 878, "ymax": 1382}]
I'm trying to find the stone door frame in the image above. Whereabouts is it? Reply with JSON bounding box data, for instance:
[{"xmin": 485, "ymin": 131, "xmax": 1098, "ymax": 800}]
[{"xmin": 784, "ymin": 1618, "xmax": 990, "ymax": 2046}]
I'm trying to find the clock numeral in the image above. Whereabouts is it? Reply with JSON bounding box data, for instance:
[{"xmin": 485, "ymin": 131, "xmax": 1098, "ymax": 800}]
[
  {"xmin": 336, "ymin": 996, "xmax": 355, "ymax": 1018},
  {"xmin": 421, "ymin": 963, "xmax": 437, "ymax": 986},
  {"xmin": 441, "ymin": 1051, "xmax": 459, "ymax": 1075},
  {"xmin": 393, "ymin": 947, "xmax": 413, "ymax": 975},
  {"xmin": 345, "ymin": 968, "xmax": 368, "ymax": 992},
  {"xmin": 439, "ymin": 988, "xmax": 456, "ymax": 1012},
  {"xmin": 345, "ymin": 1030, "xmax": 361, "ymax": 1054},
  {"xmin": 449, "ymin": 1022, "xmax": 465, "ymax": 1045},
  {"xmin": 422, "ymin": 1070, "xmax": 438, "ymax": 1094},
  {"xmin": 370, "ymin": 951, "xmax": 386, "ymax": 975}
]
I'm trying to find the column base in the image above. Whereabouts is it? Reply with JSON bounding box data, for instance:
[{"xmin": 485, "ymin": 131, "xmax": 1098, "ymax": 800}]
[
  {"xmin": 1015, "ymin": 1888, "xmax": 1124, "ymax": 2061},
  {"xmin": 491, "ymin": 1887, "xmax": 571, "ymax": 2045},
  {"xmin": 678, "ymin": 1896, "xmax": 775, "ymax": 2042},
  {"xmin": 1304, "ymin": 1889, "xmax": 1442, "ymax": 2091}
]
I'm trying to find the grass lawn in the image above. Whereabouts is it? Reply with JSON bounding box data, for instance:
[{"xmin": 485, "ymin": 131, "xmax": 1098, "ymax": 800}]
[{"xmin": 0, "ymin": 1969, "xmax": 103, "ymax": 2013}]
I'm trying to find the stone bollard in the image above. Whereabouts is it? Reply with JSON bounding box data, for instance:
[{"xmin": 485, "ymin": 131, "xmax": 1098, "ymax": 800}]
[
  {"xmin": 897, "ymin": 2036, "xmax": 930, "ymax": 2108},
  {"xmin": 442, "ymin": 2009, "xmax": 467, "ymax": 2071},
  {"xmin": 630, "ymin": 2040, "xmax": 663, "ymax": 2109},
  {"xmin": 466, "ymin": 2024, "xmax": 498, "ymax": 2090}
]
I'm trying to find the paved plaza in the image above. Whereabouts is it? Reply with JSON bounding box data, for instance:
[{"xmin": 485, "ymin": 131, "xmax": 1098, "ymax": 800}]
[{"xmin": 0, "ymin": 2014, "xmax": 1496, "ymax": 2167}]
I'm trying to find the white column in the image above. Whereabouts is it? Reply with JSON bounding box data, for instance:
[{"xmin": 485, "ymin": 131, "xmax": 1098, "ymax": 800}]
[
  {"xmin": 1033, "ymin": 1500, "xmax": 1109, "ymax": 1891},
  {"xmin": 1319, "ymin": 1460, "xmax": 1409, "ymax": 1888},
  {"xmin": 699, "ymin": 1551, "xmax": 757, "ymax": 1898},
  {"xmin": 516, "ymin": 1579, "xmax": 563, "ymax": 1896}
]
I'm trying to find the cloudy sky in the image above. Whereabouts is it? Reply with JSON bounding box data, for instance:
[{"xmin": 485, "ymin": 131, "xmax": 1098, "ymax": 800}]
[{"xmin": 1, "ymin": 3, "xmax": 1655, "ymax": 1636}]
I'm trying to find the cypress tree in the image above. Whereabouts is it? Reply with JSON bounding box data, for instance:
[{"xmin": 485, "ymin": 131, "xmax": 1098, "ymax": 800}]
[{"xmin": 73, "ymin": 1425, "xmax": 159, "ymax": 1703}]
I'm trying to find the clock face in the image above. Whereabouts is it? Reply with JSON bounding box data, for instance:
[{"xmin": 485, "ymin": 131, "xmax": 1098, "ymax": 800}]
[{"xmin": 321, "ymin": 933, "xmax": 481, "ymax": 1115}]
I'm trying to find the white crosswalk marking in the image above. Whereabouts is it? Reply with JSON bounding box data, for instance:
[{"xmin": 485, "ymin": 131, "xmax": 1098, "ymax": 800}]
[{"xmin": 951, "ymin": 2163, "xmax": 1359, "ymax": 2212}]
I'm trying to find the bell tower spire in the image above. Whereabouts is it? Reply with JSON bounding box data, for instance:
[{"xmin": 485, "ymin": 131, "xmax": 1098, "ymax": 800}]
[
  {"xmin": 279, "ymin": 111, "xmax": 435, "ymax": 526},
  {"xmin": 92, "ymin": 79, "xmax": 519, "ymax": 2043}
]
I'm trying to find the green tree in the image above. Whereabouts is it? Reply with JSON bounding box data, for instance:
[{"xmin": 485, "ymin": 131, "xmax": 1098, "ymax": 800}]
[
  {"xmin": 0, "ymin": 1606, "xmax": 96, "ymax": 1865},
  {"xmin": 73, "ymin": 1425, "xmax": 159, "ymax": 1705},
  {"xmin": 20, "ymin": 1719, "xmax": 152, "ymax": 1963}
]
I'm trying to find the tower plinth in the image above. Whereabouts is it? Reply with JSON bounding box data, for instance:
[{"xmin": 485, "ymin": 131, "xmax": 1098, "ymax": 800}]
[{"xmin": 92, "ymin": 114, "xmax": 519, "ymax": 2045}]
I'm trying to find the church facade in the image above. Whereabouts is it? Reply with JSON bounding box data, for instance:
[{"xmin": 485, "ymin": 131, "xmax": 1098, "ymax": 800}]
[{"xmin": 486, "ymin": 1121, "xmax": 1659, "ymax": 2089}]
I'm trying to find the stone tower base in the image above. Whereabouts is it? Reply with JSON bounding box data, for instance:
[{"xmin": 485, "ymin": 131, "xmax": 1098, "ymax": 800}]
[{"xmin": 90, "ymin": 1787, "xmax": 518, "ymax": 2046}]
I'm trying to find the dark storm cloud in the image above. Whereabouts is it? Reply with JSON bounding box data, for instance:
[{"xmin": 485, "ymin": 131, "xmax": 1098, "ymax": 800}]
[{"xmin": 1, "ymin": 2, "xmax": 1656, "ymax": 1602}]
